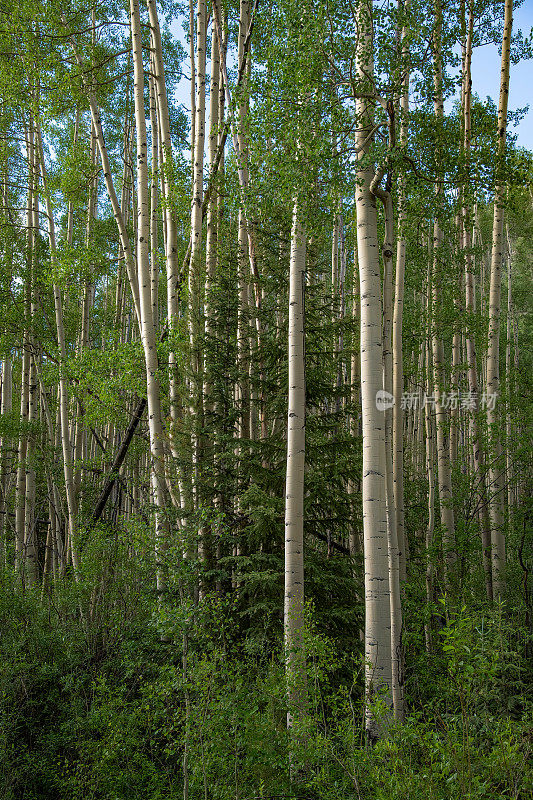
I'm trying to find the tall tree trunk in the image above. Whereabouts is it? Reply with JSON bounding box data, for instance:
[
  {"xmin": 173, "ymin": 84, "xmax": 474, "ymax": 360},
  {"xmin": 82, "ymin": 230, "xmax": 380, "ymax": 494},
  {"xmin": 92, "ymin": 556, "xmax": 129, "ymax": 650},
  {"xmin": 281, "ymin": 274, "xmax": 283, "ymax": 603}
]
[
  {"xmin": 354, "ymin": 0, "xmax": 392, "ymax": 740},
  {"xmin": 284, "ymin": 199, "xmax": 308, "ymax": 731},
  {"xmin": 378, "ymin": 183, "xmax": 403, "ymax": 721},
  {"xmin": 0, "ymin": 356, "xmax": 12, "ymax": 565},
  {"xmin": 393, "ymin": 10, "xmax": 409, "ymax": 583},
  {"xmin": 487, "ymin": 0, "xmax": 513, "ymax": 598},
  {"xmin": 462, "ymin": 0, "xmax": 492, "ymax": 600},
  {"xmin": 236, "ymin": 0, "xmax": 251, "ymax": 563},
  {"xmin": 36, "ymin": 122, "xmax": 80, "ymax": 582},
  {"xmin": 67, "ymin": 29, "xmax": 141, "ymax": 329},
  {"xmin": 505, "ymin": 225, "xmax": 513, "ymax": 524},
  {"xmin": 432, "ymin": 0, "xmax": 456, "ymax": 586},
  {"xmin": 147, "ymin": 0, "xmax": 181, "ymax": 468},
  {"xmin": 130, "ymin": 0, "xmax": 169, "ymax": 600},
  {"xmin": 15, "ymin": 119, "xmax": 35, "ymax": 577},
  {"xmin": 24, "ymin": 128, "xmax": 39, "ymax": 586},
  {"xmin": 149, "ymin": 64, "xmax": 159, "ymax": 327},
  {"xmin": 424, "ymin": 297, "xmax": 436, "ymax": 652}
]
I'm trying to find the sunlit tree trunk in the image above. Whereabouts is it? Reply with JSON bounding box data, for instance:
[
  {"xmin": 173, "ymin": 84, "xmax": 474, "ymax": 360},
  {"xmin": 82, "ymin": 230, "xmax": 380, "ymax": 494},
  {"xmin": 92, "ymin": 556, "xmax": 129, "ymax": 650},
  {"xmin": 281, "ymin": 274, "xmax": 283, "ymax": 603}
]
[{"xmin": 284, "ymin": 199, "xmax": 308, "ymax": 731}]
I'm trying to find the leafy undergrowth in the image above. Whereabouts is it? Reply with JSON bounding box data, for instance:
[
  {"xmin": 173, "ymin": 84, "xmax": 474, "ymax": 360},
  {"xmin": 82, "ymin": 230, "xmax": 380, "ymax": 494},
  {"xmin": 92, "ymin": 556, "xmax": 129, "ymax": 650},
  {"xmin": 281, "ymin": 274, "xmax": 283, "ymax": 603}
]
[{"xmin": 0, "ymin": 570, "xmax": 531, "ymax": 800}]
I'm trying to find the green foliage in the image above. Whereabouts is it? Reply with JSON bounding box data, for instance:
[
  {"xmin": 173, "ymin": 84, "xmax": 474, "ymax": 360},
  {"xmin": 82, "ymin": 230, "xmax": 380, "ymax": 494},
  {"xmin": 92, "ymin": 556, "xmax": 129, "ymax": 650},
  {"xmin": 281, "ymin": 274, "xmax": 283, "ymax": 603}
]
[{"xmin": 0, "ymin": 562, "xmax": 531, "ymax": 799}]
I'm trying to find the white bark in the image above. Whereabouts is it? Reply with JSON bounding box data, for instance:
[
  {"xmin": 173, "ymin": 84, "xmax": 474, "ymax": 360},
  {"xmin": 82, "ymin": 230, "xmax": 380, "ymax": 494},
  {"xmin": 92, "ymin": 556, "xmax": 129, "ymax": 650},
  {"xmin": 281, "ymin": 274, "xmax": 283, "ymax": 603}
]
[
  {"xmin": 487, "ymin": 0, "xmax": 513, "ymax": 598},
  {"xmin": 354, "ymin": 0, "xmax": 392, "ymax": 739},
  {"xmin": 130, "ymin": 0, "xmax": 169, "ymax": 599},
  {"xmin": 0, "ymin": 356, "xmax": 12, "ymax": 565},
  {"xmin": 284, "ymin": 199, "xmax": 308, "ymax": 730},
  {"xmin": 462, "ymin": 0, "xmax": 492, "ymax": 600},
  {"xmin": 36, "ymin": 122, "xmax": 80, "ymax": 582},
  {"xmin": 432, "ymin": 0, "xmax": 456, "ymax": 584},
  {"xmin": 392, "ymin": 24, "xmax": 409, "ymax": 582}
]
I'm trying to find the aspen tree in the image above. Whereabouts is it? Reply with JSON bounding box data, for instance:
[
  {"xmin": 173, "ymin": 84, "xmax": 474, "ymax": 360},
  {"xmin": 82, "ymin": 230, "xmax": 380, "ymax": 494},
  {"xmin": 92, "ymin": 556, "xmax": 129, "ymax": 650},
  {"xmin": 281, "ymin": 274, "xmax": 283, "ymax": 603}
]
[
  {"xmin": 204, "ymin": 21, "xmax": 220, "ymax": 404},
  {"xmin": 424, "ymin": 294, "xmax": 436, "ymax": 653},
  {"xmin": 373, "ymin": 173, "xmax": 403, "ymax": 721},
  {"xmin": 203, "ymin": 21, "xmax": 221, "ymax": 537},
  {"xmin": 505, "ymin": 225, "xmax": 513, "ymax": 522},
  {"xmin": 189, "ymin": 0, "xmax": 196, "ymax": 180},
  {"xmin": 24, "ymin": 123, "xmax": 39, "ymax": 586},
  {"xmin": 462, "ymin": 0, "xmax": 492, "ymax": 599},
  {"xmin": 66, "ymin": 27, "xmax": 141, "ymax": 329},
  {"xmin": 129, "ymin": 0, "xmax": 169, "ymax": 600},
  {"xmin": 349, "ymin": 260, "xmax": 362, "ymax": 558},
  {"xmin": 237, "ymin": 0, "xmax": 251, "ymax": 457},
  {"xmin": 15, "ymin": 119, "xmax": 35, "ymax": 575},
  {"xmin": 354, "ymin": 0, "xmax": 392, "ymax": 739},
  {"xmin": 212, "ymin": 0, "xmax": 264, "ymax": 381},
  {"xmin": 431, "ymin": 0, "xmax": 456, "ymax": 584},
  {"xmin": 284, "ymin": 198, "xmax": 308, "ymax": 731},
  {"xmin": 73, "ymin": 123, "xmax": 98, "ymax": 506},
  {"xmin": 187, "ymin": 0, "xmax": 207, "ymax": 534},
  {"xmin": 393, "ymin": 5, "xmax": 409, "ymax": 582},
  {"xmin": 35, "ymin": 122, "xmax": 80, "ymax": 581},
  {"xmin": 0, "ymin": 356, "xmax": 12, "ymax": 564},
  {"xmin": 149, "ymin": 65, "xmax": 159, "ymax": 326},
  {"xmin": 146, "ymin": 0, "xmax": 181, "ymax": 463},
  {"xmin": 487, "ymin": 0, "xmax": 513, "ymax": 598}
]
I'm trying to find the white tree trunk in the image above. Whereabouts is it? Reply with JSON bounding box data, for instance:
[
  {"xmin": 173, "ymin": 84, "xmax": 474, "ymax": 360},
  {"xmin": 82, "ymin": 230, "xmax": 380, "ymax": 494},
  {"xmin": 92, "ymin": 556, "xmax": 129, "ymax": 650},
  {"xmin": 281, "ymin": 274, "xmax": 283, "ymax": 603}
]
[
  {"xmin": 130, "ymin": 0, "xmax": 169, "ymax": 599},
  {"xmin": 432, "ymin": 0, "xmax": 456, "ymax": 585},
  {"xmin": 487, "ymin": 0, "xmax": 513, "ymax": 598},
  {"xmin": 354, "ymin": 0, "xmax": 392, "ymax": 740},
  {"xmin": 284, "ymin": 199, "xmax": 308, "ymax": 730}
]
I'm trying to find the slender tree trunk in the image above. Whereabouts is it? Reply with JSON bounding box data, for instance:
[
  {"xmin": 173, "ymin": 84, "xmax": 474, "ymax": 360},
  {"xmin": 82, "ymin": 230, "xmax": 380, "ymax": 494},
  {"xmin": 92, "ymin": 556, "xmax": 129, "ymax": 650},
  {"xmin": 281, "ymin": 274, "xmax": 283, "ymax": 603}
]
[
  {"xmin": 189, "ymin": 0, "xmax": 196, "ymax": 183},
  {"xmin": 188, "ymin": 0, "xmax": 207, "ymax": 518},
  {"xmin": 130, "ymin": 0, "xmax": 169, "ymax": 601},
  {"xmin": 149, "ymin": 64, "xmax": 159, "ymax": 327},
  {"xmin": 67, "ymin": 30, "xmax": 141, "ymax": 328},
  {"xmin": 393, "ymin": 14, "xmax": 409, "ymax": 582},
  {"xmin": 15, "ymin": 120, "xmax": 35, "ymax": 577},
  {"xmin": 0, "ymin": 356, "xmax": 12, "ymax": 565},
  {"xmin": 432, "ymin": 0, "xmax": 456, "ymax": 585},
  {"xmin": 505, "ymin": 225, "xmax": 513, "ymax": 525},
  {"xmin": 236, "ymin": 0, "xmax": 251, "ymax": 558},
  {"xmin": 147, "ymin": 0, "xmax": 181, "ymax": 467},
  {"xmin": 284, "ymin": 199, "xmax": 308, "ymax": 731},
  {"xmin": 379, "ymin": 186, "xmax": 403, "ymax": 721},
  {"xmin": 425, "ymin": 308, "xmax": 436, "ymax": 652},
  {"xmin": 36, "ymin": 121, "xmax": 80, "ymax": 582},
  {"xmin": 487, "ymin": 0, "xmax": 513, "ymax": 598},
  {"xmin": 462, "ymin": 0, "xmax": 492, "ymax": 600}
]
